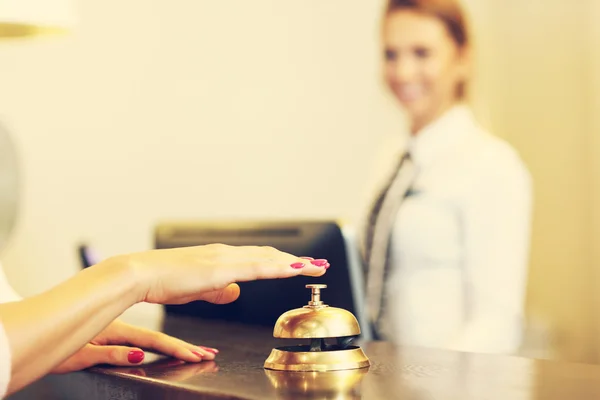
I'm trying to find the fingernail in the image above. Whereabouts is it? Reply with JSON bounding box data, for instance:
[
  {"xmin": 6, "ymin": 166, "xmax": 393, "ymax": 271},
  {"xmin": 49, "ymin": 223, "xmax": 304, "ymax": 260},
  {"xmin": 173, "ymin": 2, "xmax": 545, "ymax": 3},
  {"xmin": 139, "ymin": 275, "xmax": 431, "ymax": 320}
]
[
  {"xmin": 200, "ymin": 346, "xmax": 219, "ymax": 354},
  {"xmin": 192, "ymin": 351, "xmax": 204, "ymax": 359},
  {"xmin": 311, "ymin": 259, "xmax": 328, "ymax": 267},
  {"xmin": 128, "ymin": 350, "xmax": 145, "ymax": 364},
  {"xmin": 300, "ymin": 256, "xmax": 314, "ymax": 260},
  {"xmin": 324, "ymin": 263, "xmax": 330, "ymax": 270},
  {"xmin": 290, "ymin": 262, "xmax": 305, "ymax": 269}
]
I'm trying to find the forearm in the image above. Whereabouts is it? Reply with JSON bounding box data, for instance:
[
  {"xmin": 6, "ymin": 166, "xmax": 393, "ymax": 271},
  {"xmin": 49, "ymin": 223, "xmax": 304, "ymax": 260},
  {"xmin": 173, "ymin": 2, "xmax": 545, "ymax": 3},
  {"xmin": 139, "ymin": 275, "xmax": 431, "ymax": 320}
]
[{"xmin": 0, "ymin": 257, "xmax": 141, "ymax": 394}]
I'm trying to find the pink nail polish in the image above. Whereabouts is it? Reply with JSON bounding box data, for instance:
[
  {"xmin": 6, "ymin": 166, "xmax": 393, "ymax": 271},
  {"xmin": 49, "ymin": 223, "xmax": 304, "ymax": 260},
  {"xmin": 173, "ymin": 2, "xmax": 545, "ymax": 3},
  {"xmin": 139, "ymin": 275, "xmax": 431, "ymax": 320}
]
[
  {"xmin": 200, "ymin": 346, "xmax": 219, "ymax": 354},
  {"xmin": 300, "ymin": 256, "xmax": 314, "ymax": 260},
  {"xmin": 291, "ymin": 262, "xmax": 305, "ymax": 269},
  {"xmin": 324, "ymin": 263, "xmax": 330, "ymax": 270},
  {"xmin": 128, "ymin": 350, "xmax": 145, "ymax": 364},
  {"xmin": 311, "ymin": 259, "xmax": 328, "ymax": 267},
  {"xmin": 192, "ymin": 351, "xmax": 203, "ymax": 358}
]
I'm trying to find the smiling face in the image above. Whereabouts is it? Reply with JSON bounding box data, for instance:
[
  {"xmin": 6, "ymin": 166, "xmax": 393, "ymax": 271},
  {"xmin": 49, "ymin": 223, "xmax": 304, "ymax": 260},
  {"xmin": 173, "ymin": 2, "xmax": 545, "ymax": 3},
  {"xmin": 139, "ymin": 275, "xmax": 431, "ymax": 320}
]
[{"xmin": 382, "ymin": 9, "xmax": 470, "ymax": 134}]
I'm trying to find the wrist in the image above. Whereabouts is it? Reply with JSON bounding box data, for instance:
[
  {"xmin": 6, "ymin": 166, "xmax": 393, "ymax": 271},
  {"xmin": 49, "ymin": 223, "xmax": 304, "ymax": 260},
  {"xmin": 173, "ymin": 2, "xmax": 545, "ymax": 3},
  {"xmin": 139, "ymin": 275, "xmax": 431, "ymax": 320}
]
[{"xmin": 95, "ymin": 255, "xmax": 147, "ymax": 306}]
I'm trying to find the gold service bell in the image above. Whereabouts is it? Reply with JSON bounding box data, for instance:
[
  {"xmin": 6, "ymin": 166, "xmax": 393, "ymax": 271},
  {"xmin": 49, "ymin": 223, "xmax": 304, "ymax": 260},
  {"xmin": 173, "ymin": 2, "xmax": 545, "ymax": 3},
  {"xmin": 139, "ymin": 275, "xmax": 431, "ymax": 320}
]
[{"xmin": 264, "ymin": 284, "xmax": 370, "ymax": 372}]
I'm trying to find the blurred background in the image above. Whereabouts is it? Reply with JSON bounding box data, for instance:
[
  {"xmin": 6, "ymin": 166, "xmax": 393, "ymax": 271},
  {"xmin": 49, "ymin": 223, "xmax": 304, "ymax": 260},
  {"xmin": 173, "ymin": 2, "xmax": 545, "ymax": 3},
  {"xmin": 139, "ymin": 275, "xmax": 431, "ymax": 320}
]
[{"xmin": 0, "ymin": 0, "xmax": 598, "ymax": 364}]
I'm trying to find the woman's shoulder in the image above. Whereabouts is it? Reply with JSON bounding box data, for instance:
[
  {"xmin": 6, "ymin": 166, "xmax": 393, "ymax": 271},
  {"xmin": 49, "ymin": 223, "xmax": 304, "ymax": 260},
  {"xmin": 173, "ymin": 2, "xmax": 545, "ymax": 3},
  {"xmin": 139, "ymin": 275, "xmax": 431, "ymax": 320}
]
[
  {"xmin": 466, "ymin": 123, "xmax": 528, "ymax": 169},
  {"xmin": 457, "ymin": 122, "xmax": 532, "ymax": 190},
  {"xmin": 443, "ymin": 106, "xmax": 527, "ymax": 171}
]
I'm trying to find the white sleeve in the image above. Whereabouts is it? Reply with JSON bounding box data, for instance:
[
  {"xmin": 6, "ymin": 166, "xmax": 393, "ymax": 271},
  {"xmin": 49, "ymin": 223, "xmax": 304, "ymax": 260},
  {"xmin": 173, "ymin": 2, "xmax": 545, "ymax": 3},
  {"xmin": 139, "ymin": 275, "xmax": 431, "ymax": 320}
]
[
  {"xmin": 449, "ymin": 150, "xmax": 533, "ymax": 354},
  {"xmin": 0, "ymin": 263, "xmax": 21, "ymax": 303},
  {"xmin": 0, "ymin": 320, "xmax": 11, "ymax": 398}
]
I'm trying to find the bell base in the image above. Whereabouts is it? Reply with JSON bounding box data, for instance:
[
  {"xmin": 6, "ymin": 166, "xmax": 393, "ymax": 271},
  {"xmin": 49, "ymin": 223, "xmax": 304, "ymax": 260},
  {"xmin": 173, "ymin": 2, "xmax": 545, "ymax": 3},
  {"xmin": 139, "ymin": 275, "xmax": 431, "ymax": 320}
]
[
  {"xmin": 264, "ymin": 368, "xmax": 370, "ymax": 394},
  {"xmin": 264, "ymin": 346, "xmax": 370, "ymax": 372}
]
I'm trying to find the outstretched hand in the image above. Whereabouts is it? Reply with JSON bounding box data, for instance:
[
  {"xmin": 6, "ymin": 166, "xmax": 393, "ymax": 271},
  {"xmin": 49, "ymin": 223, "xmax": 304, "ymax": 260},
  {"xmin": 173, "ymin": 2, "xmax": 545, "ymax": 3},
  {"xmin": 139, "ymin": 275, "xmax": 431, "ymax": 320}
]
[{"xmin": 121, "ymin": 244, "xmax": 329, "ymax": 305}]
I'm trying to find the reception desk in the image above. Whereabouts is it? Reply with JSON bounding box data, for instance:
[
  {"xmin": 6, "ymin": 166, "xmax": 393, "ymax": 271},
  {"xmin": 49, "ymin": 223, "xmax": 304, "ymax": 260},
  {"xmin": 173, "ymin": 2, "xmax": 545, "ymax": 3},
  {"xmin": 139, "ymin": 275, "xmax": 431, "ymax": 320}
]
[{"xmin": 8, "ymin": 315, "xmax": 600, "ymax": 399}]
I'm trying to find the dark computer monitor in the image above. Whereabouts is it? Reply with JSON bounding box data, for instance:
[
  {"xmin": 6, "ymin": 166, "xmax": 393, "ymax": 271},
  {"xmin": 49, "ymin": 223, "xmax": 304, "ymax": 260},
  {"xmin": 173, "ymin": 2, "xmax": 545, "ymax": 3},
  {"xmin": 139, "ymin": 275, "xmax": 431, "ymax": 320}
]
[{"xmin": 154, "ymin": 220, "xmax": 370, "ymax": 339}]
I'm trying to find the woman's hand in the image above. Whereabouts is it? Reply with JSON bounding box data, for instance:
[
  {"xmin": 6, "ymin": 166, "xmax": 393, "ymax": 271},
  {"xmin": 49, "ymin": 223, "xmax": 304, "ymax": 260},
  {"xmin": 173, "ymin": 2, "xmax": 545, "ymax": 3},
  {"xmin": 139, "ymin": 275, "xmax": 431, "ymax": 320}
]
[
  {"xmin": 115, "ymin": 244, "xmax": 328, "ymax": 305},
  {"xmin": 50, "ymin": 245, "xmax": 328, "ymax": 373},
  {"xmin": 2, "ymin": 244, "xmax": 328, "ymax": 395},
  {"xmin": 51, "ymin": 320, "xmax": 218, "ymax": 374}
]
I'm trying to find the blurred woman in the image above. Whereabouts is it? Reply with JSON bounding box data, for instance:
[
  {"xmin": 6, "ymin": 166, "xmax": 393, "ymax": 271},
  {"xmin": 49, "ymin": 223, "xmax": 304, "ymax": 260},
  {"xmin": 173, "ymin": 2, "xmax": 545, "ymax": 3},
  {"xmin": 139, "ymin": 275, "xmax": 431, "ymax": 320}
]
[{"xmin": 362, "ymin": 0, "xmax": 532, "ymax": 354}]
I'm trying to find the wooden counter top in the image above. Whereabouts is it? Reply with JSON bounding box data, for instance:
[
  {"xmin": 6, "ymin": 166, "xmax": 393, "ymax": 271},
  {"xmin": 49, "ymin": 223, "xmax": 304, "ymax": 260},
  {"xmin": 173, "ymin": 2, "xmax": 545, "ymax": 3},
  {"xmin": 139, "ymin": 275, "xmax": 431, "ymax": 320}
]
[{"xmin": 9, "ymin": 315, "xmax": 600, "ymax": 399}]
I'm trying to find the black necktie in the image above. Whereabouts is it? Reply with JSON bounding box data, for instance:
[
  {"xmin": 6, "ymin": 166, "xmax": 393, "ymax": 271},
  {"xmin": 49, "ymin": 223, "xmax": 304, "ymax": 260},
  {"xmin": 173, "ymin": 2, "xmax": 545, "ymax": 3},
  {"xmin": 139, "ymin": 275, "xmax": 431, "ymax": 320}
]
[
  {"xmin": 362, "ymin": 152, "xmax": 410, "ymax": 266},
  {"xmin": 362, "ymin": 152, "xmax": 416, "ymax": 337}
]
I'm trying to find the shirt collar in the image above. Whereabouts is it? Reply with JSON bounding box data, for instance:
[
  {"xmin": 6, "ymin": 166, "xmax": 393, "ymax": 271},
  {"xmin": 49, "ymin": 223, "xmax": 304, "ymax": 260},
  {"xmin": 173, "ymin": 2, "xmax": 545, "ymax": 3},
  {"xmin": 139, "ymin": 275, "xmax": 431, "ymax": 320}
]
[{"xmin": 407, "ymin": 104, "xmax": 476, "ymax": 168}]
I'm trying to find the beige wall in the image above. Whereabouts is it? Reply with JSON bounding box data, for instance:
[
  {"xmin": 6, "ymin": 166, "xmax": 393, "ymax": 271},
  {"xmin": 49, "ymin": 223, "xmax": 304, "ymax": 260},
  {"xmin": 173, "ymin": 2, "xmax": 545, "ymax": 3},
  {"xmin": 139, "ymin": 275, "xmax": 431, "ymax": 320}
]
[
  {"xmin": 476, "ymin": 0, "xmax": 595, "ymax": 362},
  {"xmin": 0, "ymin": 0, "xmax": 597, "ymax": 362},
  {"xmin": 0, "ymin": 0, "xmax": 399, "ymax": 295},
  {"xmin": 591, "ymin": 0, "xmax": 600, "ymax": 363}
]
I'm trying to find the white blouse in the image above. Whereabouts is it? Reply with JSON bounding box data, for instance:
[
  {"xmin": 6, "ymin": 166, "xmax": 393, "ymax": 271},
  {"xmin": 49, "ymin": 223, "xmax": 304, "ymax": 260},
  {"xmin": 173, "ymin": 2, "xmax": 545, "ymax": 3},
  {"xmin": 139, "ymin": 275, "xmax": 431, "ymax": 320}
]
[
  {"xmin": 0, "ymin": 263, "xmax": 19, "ymax": 398},
  {"xmin": 378, "ymin": 105, "xmax": 532, "ymax": 354}
]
